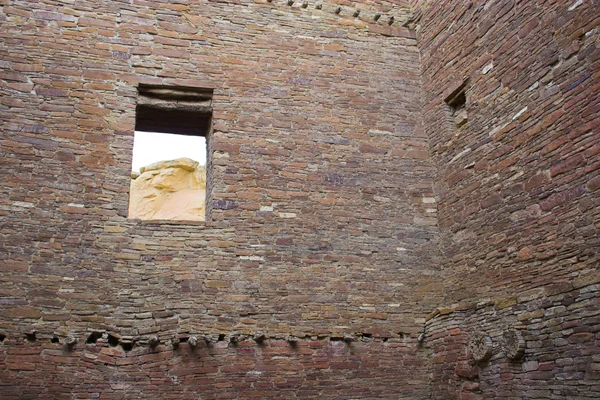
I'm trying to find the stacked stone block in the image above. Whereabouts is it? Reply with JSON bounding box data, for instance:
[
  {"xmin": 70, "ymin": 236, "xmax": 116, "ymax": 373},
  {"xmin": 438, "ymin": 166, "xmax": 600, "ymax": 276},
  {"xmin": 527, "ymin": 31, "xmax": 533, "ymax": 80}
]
[
  {"xmin": 1, "ymin": 0, "xmax": 598, "ymax": 398},
  {"xmin": 416, "ymin": 0, "xmax": 600, "ymax": 398},
  {"xmin": 0, "ymin": 0, "xmax": 437, "ymax": 397}
]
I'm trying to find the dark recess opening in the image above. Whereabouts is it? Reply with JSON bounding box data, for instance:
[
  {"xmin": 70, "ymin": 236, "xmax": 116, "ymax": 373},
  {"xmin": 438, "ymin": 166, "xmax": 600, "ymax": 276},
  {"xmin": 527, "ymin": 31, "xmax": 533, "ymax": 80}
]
[
  {"xmin": 121, "ymin": 342, "xmax": 134, "ymax": 352},
  {"xmin": 447, "ymin": 91, "xmax": 466, "ymax": 113},
  {"xmin": 445, "ymin": 80, "xmax": 468, "ymax": 129},
  {"xmin": 135, "ymin": 85, "xmax": 213, "ymax": 136},
  {"xmin": 107, "ymin": 334, "xmax": 119, "ymax": 347},
  {"xmin": 135, "ymin": 107, "xmax": 212, "ymax": 136},
  {"xmin": 86, "ymin": 332, "xmax": 103, "ymax": 344}
]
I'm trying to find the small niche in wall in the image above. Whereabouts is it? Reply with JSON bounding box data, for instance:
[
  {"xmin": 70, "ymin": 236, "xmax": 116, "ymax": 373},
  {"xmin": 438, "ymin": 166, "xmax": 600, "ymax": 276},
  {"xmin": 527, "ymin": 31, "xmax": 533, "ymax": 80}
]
[
  {"xmin": 444, "ymin": 80, "xmax": 468, "ymax": 129},
  {"xmin": 86, "ymin": 332, "xmax": 103, "ymax": 344}
]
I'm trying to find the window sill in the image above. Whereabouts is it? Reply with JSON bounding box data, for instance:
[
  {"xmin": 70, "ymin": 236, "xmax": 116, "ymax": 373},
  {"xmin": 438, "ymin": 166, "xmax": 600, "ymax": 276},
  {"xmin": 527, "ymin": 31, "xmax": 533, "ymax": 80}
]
[{"xmin": 128, "ymin": 218, "xmax": 208, "ymax": 227}]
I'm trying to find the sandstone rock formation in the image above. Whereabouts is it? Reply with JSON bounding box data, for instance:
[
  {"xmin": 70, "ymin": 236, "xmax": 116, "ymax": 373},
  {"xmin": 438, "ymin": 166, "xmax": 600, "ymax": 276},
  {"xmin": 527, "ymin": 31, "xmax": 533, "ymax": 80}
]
[{"xmin": 129, "ymin": 158, "xmax": 206, "ymax": 221}]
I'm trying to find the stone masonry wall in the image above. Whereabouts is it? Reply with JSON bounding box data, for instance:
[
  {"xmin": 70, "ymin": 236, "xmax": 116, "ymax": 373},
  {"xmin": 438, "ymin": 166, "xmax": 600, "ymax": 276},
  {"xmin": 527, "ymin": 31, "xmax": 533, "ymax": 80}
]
[
  {"xmin": 417, "ymin": 0, "xmax": 600, "ymax": 398},
  {"xmin": 426, "ymin": 284, "xmax": 600, "ymax": 399},
  {"xmin": 0, "ymin": 0, "xmax": 438, "ymax": 398}
]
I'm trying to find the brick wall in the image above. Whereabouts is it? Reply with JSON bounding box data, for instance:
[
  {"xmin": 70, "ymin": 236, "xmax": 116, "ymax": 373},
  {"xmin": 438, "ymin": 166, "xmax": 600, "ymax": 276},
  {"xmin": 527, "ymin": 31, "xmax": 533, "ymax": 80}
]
[
  {"xmin": 417, "ymin": 0, "xmax": 600, "ymax": 398},
  {"xmin": 0, "ymin": 0, "xmax": 439, "ymax": 397},
  {"xmin": 0, "ymin": 336, "xmax": 431, "ymax": 399},
  {"xmin": 3, "ymin": 0, "xmax": 598, "ymax": 397},
  {"xmin": 418, "ymin": 0, "xmax": 599, "ymax": 303},
  {"xmin": 426, "ymin": 285, "xmax": 600, "ymax": 399}
]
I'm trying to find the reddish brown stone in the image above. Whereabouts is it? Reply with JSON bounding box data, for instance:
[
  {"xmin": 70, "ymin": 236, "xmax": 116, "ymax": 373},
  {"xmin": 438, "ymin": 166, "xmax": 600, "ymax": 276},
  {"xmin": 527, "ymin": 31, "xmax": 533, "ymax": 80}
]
[{"xmin": 1, "ymin": 0, "xmax": 599, "ymax": 399}]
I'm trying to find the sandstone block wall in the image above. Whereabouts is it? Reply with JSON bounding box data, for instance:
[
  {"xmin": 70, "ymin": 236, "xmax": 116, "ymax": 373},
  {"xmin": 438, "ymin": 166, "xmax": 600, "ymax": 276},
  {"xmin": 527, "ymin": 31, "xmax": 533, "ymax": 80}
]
[
  {"xmin": 0, "ymin": 0, "xmax": 439, "ymax": 397},
  {"xmin": 416, "ymin": 1, "xmax": 600, "ymax": 398},
  {"xmin": 418, "ymin": 0, "xmax": 599, "ymax": 303},
  {"xmin": 3, "ymin": 0, "xmax": 598, "ymax": 397},
  {"xmin": 426, "ymin": 284, "xmax": 600, "ymax": 399}
]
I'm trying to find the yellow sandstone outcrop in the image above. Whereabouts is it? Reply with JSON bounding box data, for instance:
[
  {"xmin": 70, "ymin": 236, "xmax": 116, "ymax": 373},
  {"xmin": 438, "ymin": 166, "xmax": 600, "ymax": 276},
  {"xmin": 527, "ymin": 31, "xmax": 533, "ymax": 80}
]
[{"xmin": 129, "ymin": 158, "xmax": 206, "ymax": 221}]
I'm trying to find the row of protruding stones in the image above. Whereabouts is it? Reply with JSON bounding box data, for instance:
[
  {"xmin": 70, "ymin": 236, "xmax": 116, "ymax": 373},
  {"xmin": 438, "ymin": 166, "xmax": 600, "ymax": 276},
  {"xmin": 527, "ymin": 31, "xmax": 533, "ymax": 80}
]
[
  {"xmin": 264, "ymin": 0, "xmax": 408, "ymax": 27},
  {"xmin": 0, "ymin": 330, "xmax": 391, "ymax": 352}
]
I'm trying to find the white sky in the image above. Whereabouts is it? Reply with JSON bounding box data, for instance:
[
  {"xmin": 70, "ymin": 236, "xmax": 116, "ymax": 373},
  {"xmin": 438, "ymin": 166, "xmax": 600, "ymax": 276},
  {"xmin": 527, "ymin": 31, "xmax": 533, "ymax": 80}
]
[{"xmin": 132, "ymin": 131, "xmax": 206, "ymax": 172}]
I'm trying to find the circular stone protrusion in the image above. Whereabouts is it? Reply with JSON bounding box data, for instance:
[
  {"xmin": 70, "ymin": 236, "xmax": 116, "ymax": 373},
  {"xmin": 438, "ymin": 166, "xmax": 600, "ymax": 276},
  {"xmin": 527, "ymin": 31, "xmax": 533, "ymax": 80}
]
[
  {"xmin": 343, "ymin": 334, "xmax": 355, "ymax": 343},
  {"xmin": 66, "ymin": 335, "xmax": 78, "ymax": 347},
  {"xmin": 501, "ymin": 329, "xmax": 525, "ymax": 360},
  {"xmin": 148, "ymin": 335, "xmax": 160, "ymax": 348},
  {"xmin": 253, "ymin": 332, "xmax": 266, "ymax": 343},
  {"xmin": 467, "ymin": 332, "xmax": 493, "ymax": 362}
]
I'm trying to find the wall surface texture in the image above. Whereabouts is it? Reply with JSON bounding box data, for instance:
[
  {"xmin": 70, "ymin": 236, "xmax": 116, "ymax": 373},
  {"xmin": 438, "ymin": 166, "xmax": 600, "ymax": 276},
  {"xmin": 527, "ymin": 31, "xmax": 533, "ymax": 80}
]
[
  {"xmin": 1, "ymin": 0, "xmax": 599, "ymax": 399},
  {"xmin": 0, "ymin": 0, "xmax": 439, "ymax": 398},
  {"xmin": 417, "ymin": 0, "xmax": 600, "ymax": 398}
]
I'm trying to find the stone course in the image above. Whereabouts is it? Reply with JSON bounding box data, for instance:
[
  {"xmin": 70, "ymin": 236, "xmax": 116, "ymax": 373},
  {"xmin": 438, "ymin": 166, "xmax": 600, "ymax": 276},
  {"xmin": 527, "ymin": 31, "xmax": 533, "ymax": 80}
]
[
  {"xmin": 0, "ymin": 0, "xmax": 599, "ymax": 398},
  {"xmin": 0, "ymin": 335, "xmax": 431, "ymax": 399},
  {"xmin": 0, "ymin": 0, "xmax": 438, "ymax": 397},
  {"xmin": 416, "ymin": 0, "xmax": 600, "ymax": 398},
  {"xmin": 426, "ymin": 284, "xmax": 600, "ymax": 399},
  {"xmin": 417, "ymin": 0, "xmax": 599, "ymax": 303}
]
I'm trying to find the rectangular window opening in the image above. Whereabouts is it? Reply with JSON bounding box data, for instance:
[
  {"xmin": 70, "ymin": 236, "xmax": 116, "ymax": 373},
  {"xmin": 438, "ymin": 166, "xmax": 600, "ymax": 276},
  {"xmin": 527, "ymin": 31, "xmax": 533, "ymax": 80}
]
[
  {"xmin": 129, "ymin": 85, "xmax": 213, "ymax": 222},
  {"xmin": 444, "ymin": 81, "xmax": 468, "ymax": 129}
]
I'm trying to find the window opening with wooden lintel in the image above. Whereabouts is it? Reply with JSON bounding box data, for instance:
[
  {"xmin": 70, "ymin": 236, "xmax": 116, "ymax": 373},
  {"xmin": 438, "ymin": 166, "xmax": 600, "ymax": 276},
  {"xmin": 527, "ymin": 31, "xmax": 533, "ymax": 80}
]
[{"xmin": 129, "ymin": 85, "xmax": 213, "ymax": 222}]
